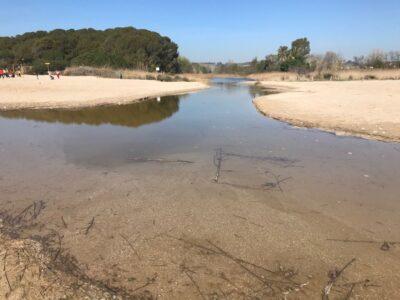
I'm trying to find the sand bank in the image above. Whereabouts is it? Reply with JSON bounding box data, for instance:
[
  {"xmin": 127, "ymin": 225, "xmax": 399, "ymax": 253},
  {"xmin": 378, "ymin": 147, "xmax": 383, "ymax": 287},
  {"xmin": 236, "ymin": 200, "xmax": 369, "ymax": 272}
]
[
  {"xmin": 254, "ymin": 80, "xmax": 400, "ymax": 142},
  {"xmin": 0, "ymin": 75, "xmax": 208, "ymax": 109}
]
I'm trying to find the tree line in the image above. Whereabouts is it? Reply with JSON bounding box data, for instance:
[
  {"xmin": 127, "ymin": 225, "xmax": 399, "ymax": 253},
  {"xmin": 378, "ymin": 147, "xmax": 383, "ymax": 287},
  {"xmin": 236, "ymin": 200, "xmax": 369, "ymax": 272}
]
[
  {"xmin": 0, "ymin": 27, "xmax": 181, "ymax": 73},
  {"xmin": 211, "ymin": 38, "xmax": 400, "ymax": 75}
]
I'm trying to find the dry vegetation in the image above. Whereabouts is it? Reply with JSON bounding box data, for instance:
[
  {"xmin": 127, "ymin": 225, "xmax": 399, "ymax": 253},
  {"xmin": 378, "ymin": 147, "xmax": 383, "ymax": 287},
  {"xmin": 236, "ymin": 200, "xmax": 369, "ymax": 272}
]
[
  {"xmin": 248, "ymin": 68, "xmax": 400, "ymax": 81},
  {"xmin": 63, "ymin": 66, "xmax": 243, "ymax": 84},
  {"xmin": 63, "ymin": 66, "xmax": 192, "ymax": 82},
  {"xmin": 0, "ymin": 202, "xmax": 152, "ymax": 299}
]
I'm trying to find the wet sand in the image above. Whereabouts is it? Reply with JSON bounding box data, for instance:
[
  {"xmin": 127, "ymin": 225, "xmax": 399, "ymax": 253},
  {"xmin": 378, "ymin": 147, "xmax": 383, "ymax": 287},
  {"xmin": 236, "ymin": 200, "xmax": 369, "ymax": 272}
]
[
  {"xmin": 0, "ymin": 75, "xmax": 207, "ymax": 109},
  {"xmin": 1, "ymin": 80, "xmax": 400, "ymax": 299},
  {"xmin": 253, "ymin": 80, "xmax": 400, "ymax": 142}
]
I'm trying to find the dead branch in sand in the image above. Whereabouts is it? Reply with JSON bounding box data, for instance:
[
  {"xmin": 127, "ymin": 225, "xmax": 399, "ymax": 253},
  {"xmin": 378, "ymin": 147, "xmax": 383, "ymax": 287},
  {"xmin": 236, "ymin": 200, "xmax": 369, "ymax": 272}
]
[
  {"xmin": 219, "ymin": 181, "xmax": 265, "ymax": 191},
  {"xmin": 3, "ymin": 250, "xmax": 12, "ymax": 292},
  {"xmin": 263, "ymin": 172, "xmax": 292, "ymax": 192},
  {"xmin": 322, "ymin": 258, "xmax": 356, "ymax": 300},
  {"xmin": 84, "ymin": 217, "xmax": 95, "ymax": 235},
  {"xmin": 52, "ymin": 231, "xmax": 63, "ymax": 262},
  {"xmin": 131, "ymin": 274, "xmax": 157, "ymax": 293},
  {"xmin": 327, "ymin": 238, "xmax": 400, "ymax": 251},
  {"xmin": 11, "ymin": 200, "xmax": 46, "ymax": 225},
  {"xmin": 181, "ymin": 265, "xmax": 206, "ymax": 300},
  {"xmin": 213, "ymin": 148, "xmax": 223, "ymax": 182},
  {"xmin": 222, "ymin": 151, "xmax": 299, "ymax": 167},
  {"xmin": 211, "ymin": 149, "xmax": 296, "ymax": 192},
  {"xmin": 61, "ymin": 216, "xmax": 68, "ymax": 229},
  {"xmin": 119, "ymin": 234, "xmax": 141, "ymax": 259},
  {"xmin": 164, "ymin": 234, "xmax": 305, "ymax": 297},
  {"xmin": 232, "ymin": 214, "xmax": 264, "ymax": 228},
  {"xmin": 32, "ymin": 200, "xmax": 46, "ymax": 219},
  {"xmin": 129, "ymin": 157, "xmax": 194, "ymax": 164}
]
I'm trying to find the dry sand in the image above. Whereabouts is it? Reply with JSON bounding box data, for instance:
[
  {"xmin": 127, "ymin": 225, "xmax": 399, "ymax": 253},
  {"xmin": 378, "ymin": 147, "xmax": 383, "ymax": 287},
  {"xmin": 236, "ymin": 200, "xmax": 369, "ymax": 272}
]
[
  {"xmin": 254, "ymin": 80, "xmax": 400, "ymax": 142},
  {"xmin": 0, "ymin": 75, "xmax": 208, "ymax": 109}
]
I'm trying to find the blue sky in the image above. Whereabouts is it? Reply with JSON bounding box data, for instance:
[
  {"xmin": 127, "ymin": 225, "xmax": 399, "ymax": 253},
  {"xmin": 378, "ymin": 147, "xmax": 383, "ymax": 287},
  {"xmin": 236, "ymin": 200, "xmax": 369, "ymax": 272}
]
[{"xmin": 1, "ymin": 0, "xmax": 399, "ymax": 62}]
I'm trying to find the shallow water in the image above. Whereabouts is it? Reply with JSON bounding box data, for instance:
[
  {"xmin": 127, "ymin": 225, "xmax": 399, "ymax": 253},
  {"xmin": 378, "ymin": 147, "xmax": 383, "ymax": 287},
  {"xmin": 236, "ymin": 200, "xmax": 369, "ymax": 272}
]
[
  {"xmin": 1, "ymin": 77, "xmax": 400, "ymax": 217},
  {"xmin": 1, "ymin": 78, "xmax": 400, "ymax": 297}
]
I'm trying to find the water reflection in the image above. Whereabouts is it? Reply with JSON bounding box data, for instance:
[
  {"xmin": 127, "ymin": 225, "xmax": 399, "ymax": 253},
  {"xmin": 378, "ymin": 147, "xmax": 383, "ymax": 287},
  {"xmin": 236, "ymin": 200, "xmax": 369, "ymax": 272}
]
[{"xmin": 0, "ymin": 95, "xmax": 180, "ymax": 128}]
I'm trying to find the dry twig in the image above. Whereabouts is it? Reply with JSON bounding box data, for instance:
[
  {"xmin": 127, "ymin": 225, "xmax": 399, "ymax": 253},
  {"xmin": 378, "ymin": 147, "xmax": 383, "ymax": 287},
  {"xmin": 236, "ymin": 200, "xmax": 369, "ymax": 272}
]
[
  {"xmin": 84, "ymin": 217, "xmax": 95, "ymax": 235},
  {"xmin": 322, "ymin": 258, "xmax": 356, "ymax": 299}
]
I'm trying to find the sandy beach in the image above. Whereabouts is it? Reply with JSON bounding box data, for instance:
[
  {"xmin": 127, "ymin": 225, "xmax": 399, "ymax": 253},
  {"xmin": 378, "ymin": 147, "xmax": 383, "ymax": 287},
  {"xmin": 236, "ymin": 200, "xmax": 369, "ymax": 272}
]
[
  {"xmin": 253, "ymin": 80, "xmax": 400, "ymax": 142},
  {"xmin": 0, "ymin": 75, "xmax": 208, "ymax": 110}
]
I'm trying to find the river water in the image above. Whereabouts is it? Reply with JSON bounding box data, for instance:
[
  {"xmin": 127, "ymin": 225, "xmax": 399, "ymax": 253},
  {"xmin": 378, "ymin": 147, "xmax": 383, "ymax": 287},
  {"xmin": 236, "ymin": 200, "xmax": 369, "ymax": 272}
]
[{"xmin": 0, "ymin": 78, "xmax": 399, "ymax": 298}]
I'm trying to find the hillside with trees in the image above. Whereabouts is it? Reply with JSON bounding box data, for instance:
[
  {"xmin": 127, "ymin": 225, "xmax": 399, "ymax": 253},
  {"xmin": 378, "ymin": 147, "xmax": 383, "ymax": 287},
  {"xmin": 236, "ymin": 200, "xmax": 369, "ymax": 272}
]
[{"xmin": 0, "ymin": 27, "xmax": 180, "ymax": 73}]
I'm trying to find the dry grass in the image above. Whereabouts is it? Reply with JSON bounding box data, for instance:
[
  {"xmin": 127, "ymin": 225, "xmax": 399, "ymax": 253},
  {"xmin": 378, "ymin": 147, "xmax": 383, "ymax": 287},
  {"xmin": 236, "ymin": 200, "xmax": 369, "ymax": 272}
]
[
  {"xmin": 63, "ymin": 66, "xmax": 192, "ymax": 82},
  {"xmin": 248, "ymin": 69, "xmax": 400, "ymax": 81}
]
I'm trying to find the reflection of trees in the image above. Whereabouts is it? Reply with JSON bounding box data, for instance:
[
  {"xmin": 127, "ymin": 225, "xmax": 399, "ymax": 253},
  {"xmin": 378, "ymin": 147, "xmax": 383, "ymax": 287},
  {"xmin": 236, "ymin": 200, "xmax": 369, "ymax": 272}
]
[
  {"xmin": 248, "ymin": 85, "xmax": 280, "ymax": 98},
  {"xmin": 0, "ymin": 96, "xmax": 180, "ymax": 128}
]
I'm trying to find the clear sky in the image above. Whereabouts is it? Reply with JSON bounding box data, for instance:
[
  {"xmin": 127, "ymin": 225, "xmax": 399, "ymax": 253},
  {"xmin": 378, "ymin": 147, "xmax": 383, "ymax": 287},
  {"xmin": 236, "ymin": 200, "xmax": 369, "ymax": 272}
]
[{"xmin": 1, "ymin": 0, "xmax": 399, "ymax": 62}]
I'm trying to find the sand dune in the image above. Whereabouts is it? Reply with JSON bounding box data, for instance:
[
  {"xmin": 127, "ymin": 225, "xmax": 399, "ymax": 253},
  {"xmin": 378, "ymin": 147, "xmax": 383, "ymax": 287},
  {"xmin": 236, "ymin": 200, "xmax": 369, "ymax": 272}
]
[
  {"xmin": 0, "ymin": 75, "xmax": 207, "ymax": 109},
  {"xmin": 254, "ymin": 80, "xmax": 400, "ymax": 142}
]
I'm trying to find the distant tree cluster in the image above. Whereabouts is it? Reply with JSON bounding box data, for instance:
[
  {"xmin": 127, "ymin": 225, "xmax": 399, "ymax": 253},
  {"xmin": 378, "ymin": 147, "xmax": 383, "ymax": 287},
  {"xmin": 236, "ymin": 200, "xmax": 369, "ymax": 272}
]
[
  {"xmin": 214, "ymin": 38, "xmax": 311, "ymax": 74},
  {"xmin": 176, "ymin": 56, "xmax": 212, "ymax": 74},
  {"xmin": 213, "ymin": 38, "xmax": 400, "ymax": 75},
  {"xmin": 351, "ymin": 50, "xmax": 400, "ymax": 69},
  {"xmin": 0, "ymin": 27, "xmax": 181, "ymax": 74}
]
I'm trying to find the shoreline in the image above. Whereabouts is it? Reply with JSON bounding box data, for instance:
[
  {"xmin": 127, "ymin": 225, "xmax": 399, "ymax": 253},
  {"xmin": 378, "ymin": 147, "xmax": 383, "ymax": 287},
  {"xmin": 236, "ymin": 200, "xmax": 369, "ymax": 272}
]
[
  {"xmin": 253, "ymin": 80, "xmax": 400, "ymax": 143},
  {"xmin": 0, "ymin": 75, "xmax": 208, "ymax": 110}
]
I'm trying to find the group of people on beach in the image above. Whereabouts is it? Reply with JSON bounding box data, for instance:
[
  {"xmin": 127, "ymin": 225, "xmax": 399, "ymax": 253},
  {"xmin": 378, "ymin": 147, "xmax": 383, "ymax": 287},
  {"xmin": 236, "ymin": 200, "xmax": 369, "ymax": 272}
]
[
  {"xmin": 0, "ymin": 68, "xmax": 22, "ymax": 78},
  {"xmin": 0, "ymin": 67, "xmax": 62, "ymax": 79}
]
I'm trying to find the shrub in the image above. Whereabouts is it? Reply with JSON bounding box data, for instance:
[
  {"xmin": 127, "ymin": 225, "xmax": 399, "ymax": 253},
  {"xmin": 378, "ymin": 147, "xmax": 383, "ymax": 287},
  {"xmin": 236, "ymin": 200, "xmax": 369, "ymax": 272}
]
[
  {"xmin": 145, "ymin": 75, "xmax": 156, "ymax": 80},
  {"xmin": 364, "ymin": 74, "xmax": 377, "ymax": 80},
  {"xmin": 157, "ymin": 74, "xmax": 174, "ymax": 82},
  {"xmin": 323, "ymin": 73, "xmax": 333, "ymax": 80}
]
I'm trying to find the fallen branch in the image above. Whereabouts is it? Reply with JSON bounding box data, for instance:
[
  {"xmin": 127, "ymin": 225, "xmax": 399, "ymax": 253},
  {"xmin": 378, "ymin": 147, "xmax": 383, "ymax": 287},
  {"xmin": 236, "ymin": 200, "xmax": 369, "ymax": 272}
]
[
  {"xmin": 119, "ymin": 234, "xmax": 140, "ymax": 259},
  {"xmin": 32, "ymin": 200, "xmax": 46, "ymax": 219},
  {"xmin": 263, "ymin": 172, "xmax": 292, "ymax": 192},
  {"xmin": 327, "ymin": 238, "xmax": 399, "ymax": 251},
  {"xmin": 222, "ymin": 152, "xmax": 298, "ymax": 167},
  {"xmin": 61, "ymin": 216, "xmax": 68, "ymax": 229},
  {"xmin": 322, "ymin": 258, "xmax": 356, "ymax": 299},
  {"xmin": 131, "ymin": 274, "xmax": 157, "ymax": 293},
  {"xmin": 3, "ymin": 250, "xmax": 12, "ymax": 292},
  {"xmin": 129, "ymin": 157, "xmax": 194, "ymax": 164},
  {"xmin": 183, "ymin": 268, "xmax": 206, "ymax": 300},
  {"xmin": 84, "ymin": 217, "xmax": 95, "ymax": 235},
  {"xmin": 213, "ymin": 148, "xmax": 223, "ymax": 182},
  {"xmin": 232, "ymin": 214, "xmax": 264, "ymax": 228}
]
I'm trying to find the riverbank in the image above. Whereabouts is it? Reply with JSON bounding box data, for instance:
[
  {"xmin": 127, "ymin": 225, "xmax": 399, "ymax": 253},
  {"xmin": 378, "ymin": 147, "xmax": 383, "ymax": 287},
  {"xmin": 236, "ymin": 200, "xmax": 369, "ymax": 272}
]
[
  {"xmin": 0, "ymin": 75, "xmax": 208, "ymax": 110},
  {"xmin": 253, "ymin": 80, "xmax": 400, "ymax": 142}
]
